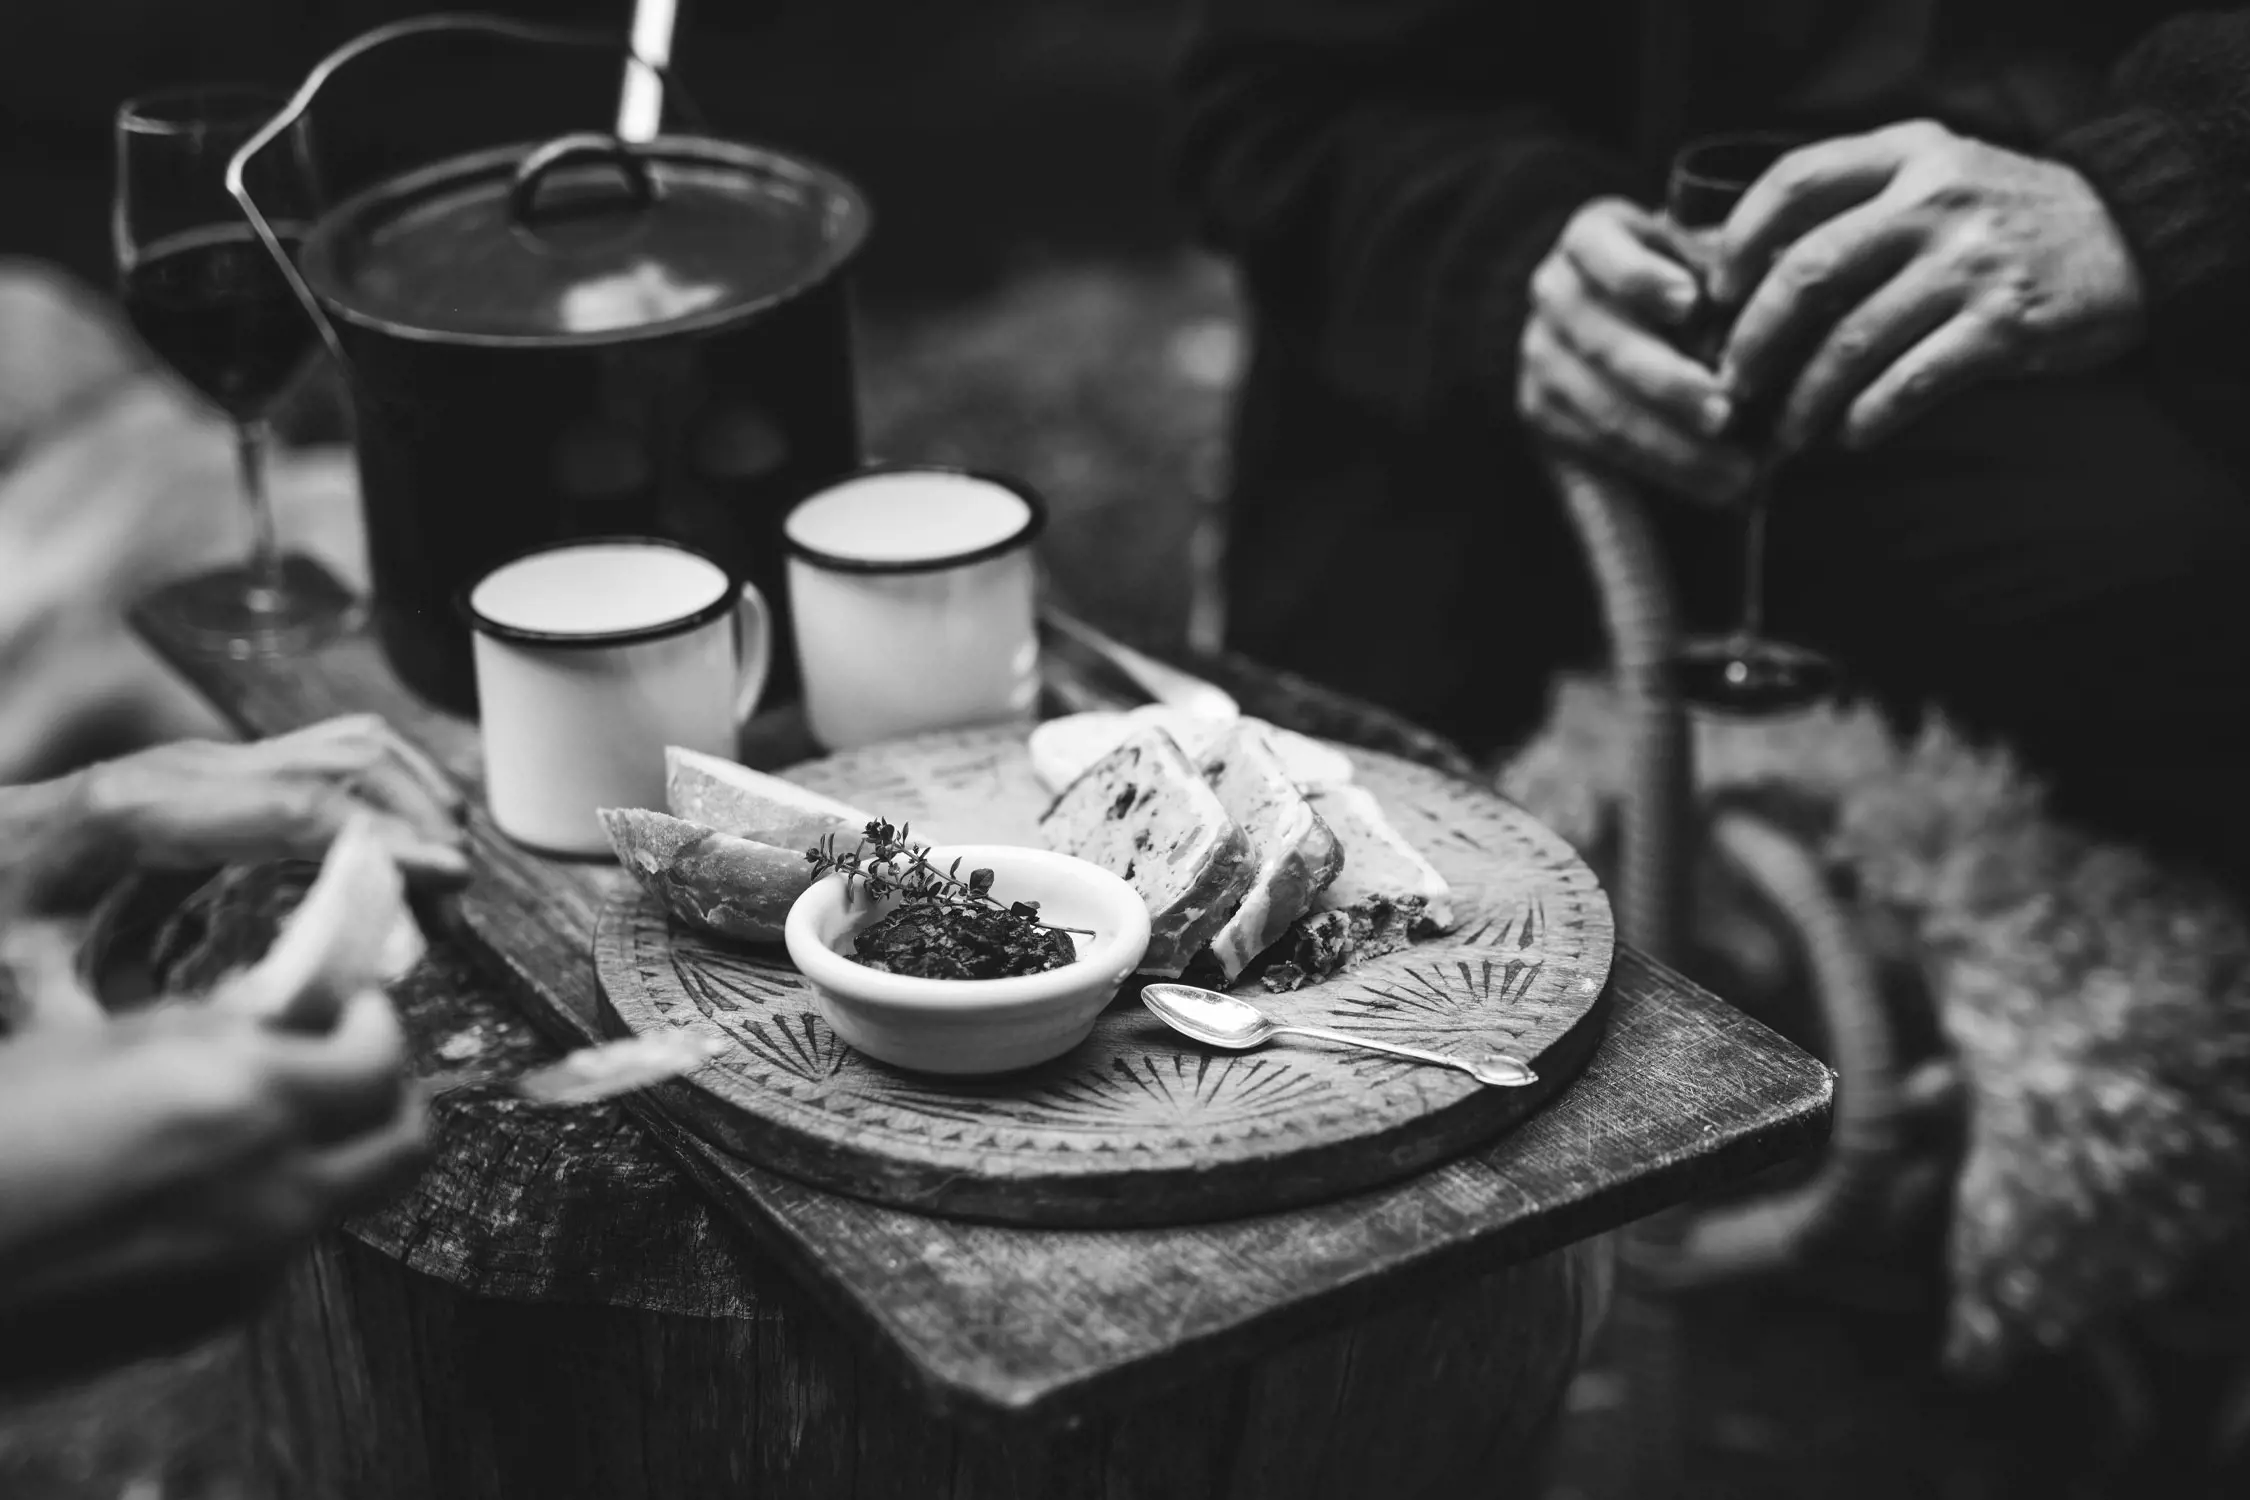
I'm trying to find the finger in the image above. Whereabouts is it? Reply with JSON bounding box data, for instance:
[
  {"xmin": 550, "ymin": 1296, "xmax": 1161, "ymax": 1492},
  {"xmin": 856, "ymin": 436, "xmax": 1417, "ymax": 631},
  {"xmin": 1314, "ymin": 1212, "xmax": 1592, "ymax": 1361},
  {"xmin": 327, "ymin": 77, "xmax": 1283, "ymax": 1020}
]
[
  {"xmin": 1561, "ymin": 201, "xmax": 1702, "ymax": 327},
  {"xmin": 1529, "ymin": 320, "xmax": 1759, "ymax": 505},
  {"xmin": 1719, "ymin": 197, "xmax": 1922, "ymax": 419},
  {"xmin": 248, "ymin": 718, "xmax": 466, "ymax": 834},
  {"xmin": 250, "ymin": 725, "xmax": 468, "ymax": 881},
  {"xmin": 125, "ymin": 778, "xmax": 353, "ymax": 871},
  {"xmin": 0, "ymin": 919, "xmax": 106, "ymax": 1033},
  {"xmin": 344, "ymin": 717, "xmax": 469, "ymax": 826},
  {"xmin": 380, "ymin": 727, "xmax": 468, "ymax": 826},
  {"xmin": 236, "ymin": 714, "xmax": 387, "ymax": 772},
  {"xmin": 1712, "ymin": 129, "xmax": 1918, "ymax": 305},
  {"xmin": 1539, "ymin": 257, "xmax": 1733, "ymax": 436},
  {"xmin": 1840, "ymin": 313, "xmax": 2008, "ymax": 450},
  {"xmin": 351, "ymin": 753, "xmax": 464, "ymax": 849},
  {"xmin": 369, "ymin": 815, "xmax": 472, "ymax": 889},
  {"xmin": 250, "ymin": 777, "xmax": 466, "ymax": 887},
  {"xmin": 262, "ymin": 989, "xmax": 411, "ymax": 1142},
  {"xmin": 1773, "ymin": 262, "xmax": 1965, "ymax": 455}
]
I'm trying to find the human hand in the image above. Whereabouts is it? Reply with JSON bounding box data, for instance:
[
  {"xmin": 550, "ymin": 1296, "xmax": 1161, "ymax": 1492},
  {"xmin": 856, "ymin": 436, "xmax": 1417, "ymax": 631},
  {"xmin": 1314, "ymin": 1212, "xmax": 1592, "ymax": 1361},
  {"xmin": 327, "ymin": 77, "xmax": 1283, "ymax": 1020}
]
[
  {"xmin": 1710, "ymin": 120, "xmax": 2147, "ymax": 455},
  {"xmin": 1519, "ymin": 196, "xmax": 1760, "ymax": 505},
  {"xmin": 80, "ymin": 714, "xmax": 470, "ymax": 889},
  {"xmin": 0, "ymin": 989, "xmax": 427, "ymax": 1382}
]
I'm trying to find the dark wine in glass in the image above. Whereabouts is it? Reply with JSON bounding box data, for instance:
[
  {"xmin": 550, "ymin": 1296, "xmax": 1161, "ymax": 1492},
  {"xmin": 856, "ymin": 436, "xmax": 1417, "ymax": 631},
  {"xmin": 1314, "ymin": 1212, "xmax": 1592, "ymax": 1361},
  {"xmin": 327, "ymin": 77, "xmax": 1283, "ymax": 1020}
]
[
  {"xmin": 122, "ymin": 223, "xmax": 312, "ymax": 419},
  {"xmin": 114, "ymin": 85, "xmax": 352, "ymax": 658},
  {"xmin": 1665, "ymin": 133, "xmax": 1841, "ymax": 716}
]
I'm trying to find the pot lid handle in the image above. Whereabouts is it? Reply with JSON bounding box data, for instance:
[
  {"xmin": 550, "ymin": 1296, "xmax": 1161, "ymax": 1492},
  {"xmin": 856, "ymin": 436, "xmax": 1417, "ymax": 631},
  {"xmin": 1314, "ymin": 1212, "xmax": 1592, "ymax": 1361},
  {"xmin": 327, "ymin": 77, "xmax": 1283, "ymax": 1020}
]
[{"xmin": 509, "ymin": 132, "xmax": 659, "ymax": 229}]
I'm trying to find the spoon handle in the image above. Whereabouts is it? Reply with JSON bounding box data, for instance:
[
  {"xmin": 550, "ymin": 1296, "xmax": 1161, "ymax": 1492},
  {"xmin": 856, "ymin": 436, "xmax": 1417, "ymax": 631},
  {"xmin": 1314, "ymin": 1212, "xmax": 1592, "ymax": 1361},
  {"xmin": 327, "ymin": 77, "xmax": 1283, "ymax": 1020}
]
[{"xmin": 1273, "ymin": 1024, "xmax": 1538, "ymax": 1087}]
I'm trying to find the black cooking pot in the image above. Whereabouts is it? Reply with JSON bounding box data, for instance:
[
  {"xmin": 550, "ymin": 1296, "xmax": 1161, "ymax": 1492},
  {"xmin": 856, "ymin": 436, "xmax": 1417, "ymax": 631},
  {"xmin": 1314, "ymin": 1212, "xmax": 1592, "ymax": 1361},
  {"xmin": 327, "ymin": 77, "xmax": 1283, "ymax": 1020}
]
[{"xmin": 234, "ymin": 15, "xmax": 869, "ymax": 713}]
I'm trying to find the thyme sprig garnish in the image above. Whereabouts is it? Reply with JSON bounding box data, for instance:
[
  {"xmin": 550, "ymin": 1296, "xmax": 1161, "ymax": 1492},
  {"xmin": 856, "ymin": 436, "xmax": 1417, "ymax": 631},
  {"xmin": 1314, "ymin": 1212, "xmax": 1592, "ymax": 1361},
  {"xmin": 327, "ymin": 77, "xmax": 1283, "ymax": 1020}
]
[{"xmin": 805, "ymin": 820, "xmax": 1093, "ymax": 936}]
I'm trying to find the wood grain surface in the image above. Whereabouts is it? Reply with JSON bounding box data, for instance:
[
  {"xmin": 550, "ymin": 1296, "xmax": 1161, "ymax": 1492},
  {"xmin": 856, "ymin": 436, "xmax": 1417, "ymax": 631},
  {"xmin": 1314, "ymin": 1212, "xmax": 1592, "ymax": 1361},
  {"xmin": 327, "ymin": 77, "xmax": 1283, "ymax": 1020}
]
[
  {"xmin": 133, "ymin": 578, "xmax": 1833, "ymax": 1417},
  {"xmin": 238, "ymin": 1230, "xmax": 1603, "ymax": 1500},
  {"xmin": 598, "ymin": 726, "xmax": 1614, "ymax": 1225}
]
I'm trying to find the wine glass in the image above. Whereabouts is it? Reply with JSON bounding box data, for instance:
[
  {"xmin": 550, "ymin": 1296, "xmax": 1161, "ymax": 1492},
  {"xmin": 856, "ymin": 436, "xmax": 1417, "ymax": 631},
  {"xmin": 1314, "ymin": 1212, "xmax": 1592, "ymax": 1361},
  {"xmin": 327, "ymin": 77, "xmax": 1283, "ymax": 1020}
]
[
  {"xmin": 1665, "ymin": 133, "xmax": 1841, "ymax": 715},
  {"xmin": 114, "ymin": 85, "xmax": 354, "ymax": 658}
]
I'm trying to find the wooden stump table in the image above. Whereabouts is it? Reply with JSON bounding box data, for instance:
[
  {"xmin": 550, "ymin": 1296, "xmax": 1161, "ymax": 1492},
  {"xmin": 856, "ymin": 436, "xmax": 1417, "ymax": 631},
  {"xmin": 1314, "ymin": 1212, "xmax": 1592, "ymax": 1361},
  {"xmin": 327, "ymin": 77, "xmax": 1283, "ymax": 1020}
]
[{"xmin": 136, "ymin": 583, "xmax": 1833, "ymax": 1499}]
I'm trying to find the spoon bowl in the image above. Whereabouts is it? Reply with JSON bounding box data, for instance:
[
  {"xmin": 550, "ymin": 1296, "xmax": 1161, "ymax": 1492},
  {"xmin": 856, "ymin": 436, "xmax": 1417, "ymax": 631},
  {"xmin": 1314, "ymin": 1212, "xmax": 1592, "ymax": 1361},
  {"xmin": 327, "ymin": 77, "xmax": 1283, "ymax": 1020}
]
[
  {"xmin": 1141, "ymin": 983, "xmax": 1538, "ymax": 1088},
  {"xmin": 1140, "ymin": 984, "xmax": 1278, "ymax": 1049}
]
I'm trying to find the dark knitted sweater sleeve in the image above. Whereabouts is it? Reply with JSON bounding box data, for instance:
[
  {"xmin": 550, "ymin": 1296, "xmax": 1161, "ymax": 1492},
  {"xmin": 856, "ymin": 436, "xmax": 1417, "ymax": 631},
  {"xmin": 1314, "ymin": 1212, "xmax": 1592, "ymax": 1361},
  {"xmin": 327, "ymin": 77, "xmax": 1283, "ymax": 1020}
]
[
  {"xmin": 1175, "ymin": 0, "xmax": 1636, "ymax": 435},
  {"xmin": 2051, "ymin": 10, "xmax": 2250, "ymax": 357}
]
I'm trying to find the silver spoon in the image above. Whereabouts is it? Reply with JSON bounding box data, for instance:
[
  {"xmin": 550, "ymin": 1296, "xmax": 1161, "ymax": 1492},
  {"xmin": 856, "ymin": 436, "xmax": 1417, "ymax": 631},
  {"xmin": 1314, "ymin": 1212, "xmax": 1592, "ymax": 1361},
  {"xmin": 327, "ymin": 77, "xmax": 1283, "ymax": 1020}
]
[{"xmin": 1141, "ymin": 983, "xmax": 1538, "ymax": 1087}]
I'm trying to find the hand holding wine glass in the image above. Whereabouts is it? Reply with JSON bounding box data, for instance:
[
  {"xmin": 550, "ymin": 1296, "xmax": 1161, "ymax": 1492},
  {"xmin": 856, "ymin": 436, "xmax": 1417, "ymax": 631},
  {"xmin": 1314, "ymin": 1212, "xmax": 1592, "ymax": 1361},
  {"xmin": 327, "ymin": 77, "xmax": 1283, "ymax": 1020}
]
[
  {"xmin": 1706, "ymin": 119, "xmax": 2146, "ymax": 456},
  {"xmin": 113, "ymin": 85, "xmax": 354, "ymax": 658},
  {"xmin": 1661, "ymin": 133, "xmax": 1841, "ymax": 715},
  {"xmin": 1517, "ymin": 196, "xmax": 1761, "ymax": 507}
]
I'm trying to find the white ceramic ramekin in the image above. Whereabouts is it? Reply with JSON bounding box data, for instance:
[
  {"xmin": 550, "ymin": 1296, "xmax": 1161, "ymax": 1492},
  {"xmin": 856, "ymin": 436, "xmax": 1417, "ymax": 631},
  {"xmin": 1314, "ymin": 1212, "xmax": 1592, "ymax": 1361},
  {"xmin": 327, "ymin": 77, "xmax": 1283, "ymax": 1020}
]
[{"xmin": 783, "ymin": 844, "xmax": 1151, "ymax": 1075}]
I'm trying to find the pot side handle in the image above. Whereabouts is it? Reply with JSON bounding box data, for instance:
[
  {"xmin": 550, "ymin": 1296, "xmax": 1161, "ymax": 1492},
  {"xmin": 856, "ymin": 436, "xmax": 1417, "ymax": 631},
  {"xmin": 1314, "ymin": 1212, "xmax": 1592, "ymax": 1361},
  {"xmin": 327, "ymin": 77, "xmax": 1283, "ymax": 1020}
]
[{"xmin": 223, "ymin": 12, "xmax": 699, "ymax": 373}]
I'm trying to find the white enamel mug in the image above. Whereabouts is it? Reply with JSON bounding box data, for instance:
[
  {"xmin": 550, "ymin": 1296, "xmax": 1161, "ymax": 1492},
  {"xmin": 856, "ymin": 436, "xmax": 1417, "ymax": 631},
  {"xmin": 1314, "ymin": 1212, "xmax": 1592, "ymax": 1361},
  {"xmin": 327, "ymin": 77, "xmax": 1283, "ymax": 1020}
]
[
  {"xmin": 464, "ymin": 538, "xmax": 771, "ymax": 855},
  {"xmin": 784, "ymin": 466, "xmax": 1044, "ymax": 750}
]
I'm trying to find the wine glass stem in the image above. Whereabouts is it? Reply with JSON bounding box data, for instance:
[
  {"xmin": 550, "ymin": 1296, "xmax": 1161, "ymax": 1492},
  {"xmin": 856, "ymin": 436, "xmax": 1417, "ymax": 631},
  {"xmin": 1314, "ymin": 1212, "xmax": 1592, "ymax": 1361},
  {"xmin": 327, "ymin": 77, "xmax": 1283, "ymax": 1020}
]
[
  {"xmin": 1736, "ymin": 477, "xmax": 1771, "ymax": 640},
  {"xmin": 236, "ymin": 419, "xmax": 283, "ymax": 612}
]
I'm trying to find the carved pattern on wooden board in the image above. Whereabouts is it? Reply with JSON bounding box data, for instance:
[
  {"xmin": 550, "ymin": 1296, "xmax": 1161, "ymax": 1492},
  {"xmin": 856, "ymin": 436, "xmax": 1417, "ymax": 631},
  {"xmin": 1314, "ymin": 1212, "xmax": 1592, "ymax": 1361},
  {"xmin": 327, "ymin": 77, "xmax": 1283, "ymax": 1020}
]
[{"xmin": 595, "ymin": 726, "xmax": 1615, "ymax": 1226}]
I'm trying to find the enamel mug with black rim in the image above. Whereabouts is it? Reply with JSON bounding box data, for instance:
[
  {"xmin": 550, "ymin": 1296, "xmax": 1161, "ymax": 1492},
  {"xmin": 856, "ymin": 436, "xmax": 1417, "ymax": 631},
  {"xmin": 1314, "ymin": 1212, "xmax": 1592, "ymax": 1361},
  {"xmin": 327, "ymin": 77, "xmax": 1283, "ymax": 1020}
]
[
  {"xmin": 783, "ymin": 466, "xmax": 1044, "ymax": 751},
  {"xmin": 464, "ymin": 538, "xmax": 771, "ymax": 854}
]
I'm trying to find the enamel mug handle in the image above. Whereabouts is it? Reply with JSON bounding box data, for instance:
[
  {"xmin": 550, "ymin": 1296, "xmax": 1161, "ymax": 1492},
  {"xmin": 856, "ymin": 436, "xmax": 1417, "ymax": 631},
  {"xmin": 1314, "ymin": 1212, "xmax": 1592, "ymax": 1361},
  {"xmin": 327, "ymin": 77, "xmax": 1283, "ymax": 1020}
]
[{"xmin": 732, "ymin": 581, "xmax": 773, "ymax": 729}]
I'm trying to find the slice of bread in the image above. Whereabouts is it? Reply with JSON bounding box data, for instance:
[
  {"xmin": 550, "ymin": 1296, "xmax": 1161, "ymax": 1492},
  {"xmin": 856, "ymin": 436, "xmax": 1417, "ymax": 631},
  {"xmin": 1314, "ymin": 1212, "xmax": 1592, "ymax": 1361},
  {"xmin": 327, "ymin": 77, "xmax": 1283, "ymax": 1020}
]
[
  {"xmin": 1039, "ymin": 724, "xmax": 1255, "ymax": 977},
  {"xmin": 1195, "ymin": 721, "xmax": 1344, "ymax": 983},
  {"xmin": 602, "ymin": 806, "xmax": 813, "ymax": 944},
  {"xmin": 1028, "ymin": 712, "xmax": 1134, "ymax": 797},
  {"xmin": 1028, "ymin": 709, "xmax": 1357, "ymax": 796},
  {"xmin": 210, "ymin": 812, "xmax": 424, "ymax": 1031},
  {"xmin": 1259, "ymin": 785, "xmax": 1454, "ymax": 991},
  {"xmin": 665, "ymin": 747, "xmax": 872, "ymax": 854}
]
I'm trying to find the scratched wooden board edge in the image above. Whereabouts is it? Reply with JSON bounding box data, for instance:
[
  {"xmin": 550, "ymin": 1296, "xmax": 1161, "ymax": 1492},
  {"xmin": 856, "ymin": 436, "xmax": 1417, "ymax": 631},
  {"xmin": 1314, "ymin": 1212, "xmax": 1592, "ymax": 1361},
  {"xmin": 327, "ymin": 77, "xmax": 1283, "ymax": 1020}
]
[
  {"xmin": 588, "ymin": 955, "xmax": 1610, "ymax": 1228},
  {"xmin": 962, "ymin": 1100, "xmax": 1831, "ymax": 1424},
  {"xmin": 614, "ymin": 950, "xmax": 1832, "ymax": 1421},
  {"xmin": 949, "ymin": 1013, "xmax": 1827, "ymax": 1417}
]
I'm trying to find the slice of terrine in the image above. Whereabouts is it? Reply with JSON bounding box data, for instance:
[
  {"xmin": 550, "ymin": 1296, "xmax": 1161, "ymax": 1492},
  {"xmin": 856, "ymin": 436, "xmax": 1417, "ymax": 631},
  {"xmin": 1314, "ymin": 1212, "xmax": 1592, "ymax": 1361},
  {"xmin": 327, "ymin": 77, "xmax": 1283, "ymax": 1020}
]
[
  {"xmin": 1039, "ymin": 724, "xmax": 1255, "ymax": 977},
  {"xmin": 1195, "ymin": 721, "xmax": 1345, "ymax": 983},
  {"xmin": 1260, "ymin": 785, "xmax": 1455, "ymax": 990}
]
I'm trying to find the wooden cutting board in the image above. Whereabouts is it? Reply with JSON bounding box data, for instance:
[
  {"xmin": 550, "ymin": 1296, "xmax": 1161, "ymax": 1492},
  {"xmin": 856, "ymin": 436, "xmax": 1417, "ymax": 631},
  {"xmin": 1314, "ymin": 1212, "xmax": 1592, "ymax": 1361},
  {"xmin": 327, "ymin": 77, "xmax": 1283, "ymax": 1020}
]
[{"xmin": 594, "ymin": 725, "xmax": 1614, "ymax": 1227}]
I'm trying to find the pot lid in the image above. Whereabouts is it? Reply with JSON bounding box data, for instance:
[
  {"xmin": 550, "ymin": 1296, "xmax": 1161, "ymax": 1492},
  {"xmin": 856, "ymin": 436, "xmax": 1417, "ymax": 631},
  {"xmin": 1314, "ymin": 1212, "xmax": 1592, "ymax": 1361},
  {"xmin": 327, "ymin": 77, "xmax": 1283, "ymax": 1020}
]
[{"xmin": 297, "ymin": 133, "xmax": 869, "ymax": 344}]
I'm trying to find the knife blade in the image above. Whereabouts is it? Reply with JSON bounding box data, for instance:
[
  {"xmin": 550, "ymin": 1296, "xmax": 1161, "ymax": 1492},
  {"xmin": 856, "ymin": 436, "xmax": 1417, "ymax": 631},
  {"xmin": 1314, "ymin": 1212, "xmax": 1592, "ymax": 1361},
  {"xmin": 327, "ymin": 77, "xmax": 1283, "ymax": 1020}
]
[{"xmin": 1038, "ymin": 604, "xmax": 1240, "ymax": 719}]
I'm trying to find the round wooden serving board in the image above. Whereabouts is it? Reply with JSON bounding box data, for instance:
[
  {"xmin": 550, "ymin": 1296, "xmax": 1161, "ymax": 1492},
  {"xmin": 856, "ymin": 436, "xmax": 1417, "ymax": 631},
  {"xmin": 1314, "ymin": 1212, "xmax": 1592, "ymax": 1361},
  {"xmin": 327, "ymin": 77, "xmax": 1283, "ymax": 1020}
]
[{"xmin": 594, "ymin": 726, "xmax": 1614, "ymax": 1227}]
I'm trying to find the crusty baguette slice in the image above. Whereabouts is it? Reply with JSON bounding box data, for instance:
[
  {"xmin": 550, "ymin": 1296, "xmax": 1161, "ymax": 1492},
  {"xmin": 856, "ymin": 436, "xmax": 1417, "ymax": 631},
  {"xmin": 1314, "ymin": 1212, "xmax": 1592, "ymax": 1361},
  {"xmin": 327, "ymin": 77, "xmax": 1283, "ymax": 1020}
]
[
  {"xmin": 209, "ymin": 812, "xmax": 424, "ymax": 1031},
  {"xmin": 665, "ymin": 747, "xmax": 872, "ymax": 854},
  {"xmin": 1038, "ymin": 724, "xmax": 1255, "ymax": 977},
  {"xmin": 602, "ymin": 806, "xmax": 812, "ymax": 944},
  {"xmin": 1196, "ymin": 721, "xmax": 1344, "ymax": 983}
]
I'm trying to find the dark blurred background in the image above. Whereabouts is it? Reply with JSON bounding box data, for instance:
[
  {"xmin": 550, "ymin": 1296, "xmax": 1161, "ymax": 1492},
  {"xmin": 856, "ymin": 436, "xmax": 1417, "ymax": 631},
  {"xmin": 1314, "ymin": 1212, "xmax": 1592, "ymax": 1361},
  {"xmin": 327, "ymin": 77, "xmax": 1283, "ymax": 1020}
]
[
  {"xmin": 1, "ymin": 0, "xmax": 1229, "ymax": 664},
  {"xmin": 1, "ymin": 0, "xmax": 1196, "ymax": 311},
  {"xmin": 0, "ymin": 4, "xmax": 2138, "ymax": 1498}
]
